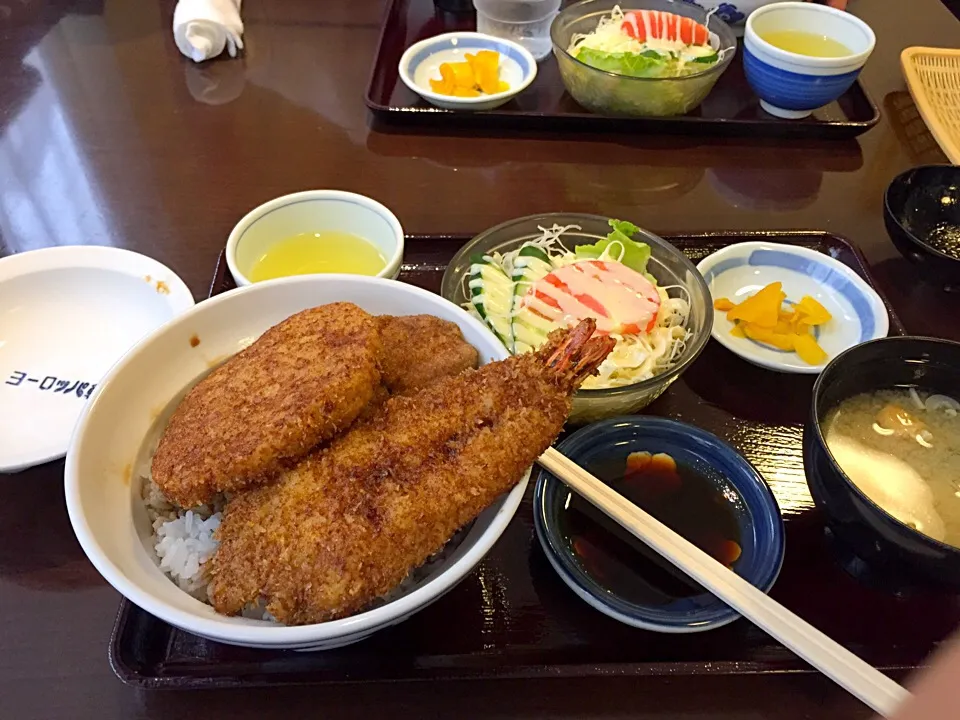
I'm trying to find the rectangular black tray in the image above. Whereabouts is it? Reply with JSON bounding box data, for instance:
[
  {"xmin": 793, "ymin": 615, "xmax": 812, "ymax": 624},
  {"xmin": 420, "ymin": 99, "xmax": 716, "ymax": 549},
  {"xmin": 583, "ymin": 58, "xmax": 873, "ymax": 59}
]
[
  {"xmin": 109, "ymin": 230, "xmax": 958, "ymax": 691},
  {"xmin": 365, "ymin": 0, "xmax": 881, "ymax": 139}
]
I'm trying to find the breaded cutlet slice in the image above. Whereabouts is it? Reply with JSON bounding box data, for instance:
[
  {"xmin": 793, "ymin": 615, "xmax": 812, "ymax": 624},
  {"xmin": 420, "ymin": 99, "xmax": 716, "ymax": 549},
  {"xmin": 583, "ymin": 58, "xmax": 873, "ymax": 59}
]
[
  {"xmin": 151, "ymin": 303, "xmax": 381, "ymax": 508},
  {"xmin": 208, "ymin": 320, "xmax": 612, "ymax": 625},
  {"xmin": 376, "ymin": 314, "xmax": 480, "ymax": 395}
]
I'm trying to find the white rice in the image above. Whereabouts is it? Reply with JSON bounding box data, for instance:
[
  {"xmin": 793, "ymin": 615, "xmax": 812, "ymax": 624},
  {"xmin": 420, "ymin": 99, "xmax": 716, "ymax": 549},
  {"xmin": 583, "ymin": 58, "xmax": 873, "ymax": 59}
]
[
  {"xmin": 141, "ymin": 472, "xmax": 223, "ymax": 602},
  {"xmin": 141, "ymin": 469, "xmax": 468, "ymax": 620}
]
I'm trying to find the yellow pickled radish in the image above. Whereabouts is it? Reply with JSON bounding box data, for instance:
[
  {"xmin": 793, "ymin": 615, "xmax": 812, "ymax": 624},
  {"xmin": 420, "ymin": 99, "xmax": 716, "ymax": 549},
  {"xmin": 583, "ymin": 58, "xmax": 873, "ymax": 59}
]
[
  {"xmin": 726, "ymin": 282, "xmax": 784, "ymax": 328},
  {"xmin": 793, "ymin": 332, "xmax": 828, "ymax": 365},
  {"xmin": 430, "ymin": 63, "xmax": 456, "ymax": 94},
  {"xmin": 449, "ymin": 61, "xmax": 475, "ymax": 89},
  {"xmin": 742, "ymin": 323, "xmax": 795, "ymax": 351},
  {"xmin": 716, "ymin": 282, "xmax": 834, "ymax": 366},
  {"xmin": 428, "ymin": 51, "xmax": 510, "ymax": 98}
]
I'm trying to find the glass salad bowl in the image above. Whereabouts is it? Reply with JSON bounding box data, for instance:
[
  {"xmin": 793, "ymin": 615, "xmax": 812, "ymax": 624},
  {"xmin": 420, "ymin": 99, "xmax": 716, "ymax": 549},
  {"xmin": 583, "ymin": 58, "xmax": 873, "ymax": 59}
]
[
  {"xmin": 550, "ymin": 0, "xmax": 737, "ymax": 118},
  {"xmin": 440, "ymin": 213, "xmax": 713, "ymax": 425}
]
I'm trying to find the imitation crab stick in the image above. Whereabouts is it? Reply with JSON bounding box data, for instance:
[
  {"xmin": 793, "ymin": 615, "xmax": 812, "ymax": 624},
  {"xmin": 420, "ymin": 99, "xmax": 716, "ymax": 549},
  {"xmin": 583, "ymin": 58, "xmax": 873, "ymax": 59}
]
[
  {"xmin": 521, "ymin": 260, "xmax": 662, "ymax": 336},
  {"xmin": 621, "ymin": 10, "xmax": 711, "ymax": 45}
]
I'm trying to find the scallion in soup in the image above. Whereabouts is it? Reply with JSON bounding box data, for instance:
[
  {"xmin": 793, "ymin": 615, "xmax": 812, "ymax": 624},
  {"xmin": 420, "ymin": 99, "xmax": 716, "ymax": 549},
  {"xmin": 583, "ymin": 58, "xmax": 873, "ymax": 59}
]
[{"xmin": 824, "ymin": 389, "xmax": 960, "ymax": 546}]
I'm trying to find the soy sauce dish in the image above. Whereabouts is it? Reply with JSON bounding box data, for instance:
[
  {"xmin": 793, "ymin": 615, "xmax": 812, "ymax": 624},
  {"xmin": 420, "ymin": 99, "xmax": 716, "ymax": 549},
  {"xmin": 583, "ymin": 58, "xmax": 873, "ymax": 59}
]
[{"xmin": 534, "ymin": 417, "xmax": 785, "ymax": 632}]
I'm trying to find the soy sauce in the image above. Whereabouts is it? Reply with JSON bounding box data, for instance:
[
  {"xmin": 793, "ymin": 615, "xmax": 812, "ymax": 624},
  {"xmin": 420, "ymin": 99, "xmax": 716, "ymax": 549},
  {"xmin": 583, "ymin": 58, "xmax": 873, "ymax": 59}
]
[{"xmin": 558, "ymin": 452, "xmax": 743, "ymax": 606}]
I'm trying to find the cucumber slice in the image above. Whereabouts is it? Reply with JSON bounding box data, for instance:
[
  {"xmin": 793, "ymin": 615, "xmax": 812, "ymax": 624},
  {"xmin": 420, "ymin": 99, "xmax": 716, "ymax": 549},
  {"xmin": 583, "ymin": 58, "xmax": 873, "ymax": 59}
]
[
  {"xmin": 468, "ymin": 256, "xmax": 514, "ymax": 350},
  {"xmin": 691, "ymin": 53, "xmax": 719, "ymax": 64},
  {"xmin": 511, "ymin": 243, "xmax": 554, "ymax": 297},
  {"xmin": 683, "ymin": 45, "xmax": 718, "ymax": 63},
  {"xmin": 684, "ymin": 44, "xmax": 717, "ymax": 58},
  {"xmin": 512, "ymin": 306, "xmax": 554, "ymax": 355},
  {"xmin": 509, "ymin": 243, "xmax": 556, "ymax": 354}
]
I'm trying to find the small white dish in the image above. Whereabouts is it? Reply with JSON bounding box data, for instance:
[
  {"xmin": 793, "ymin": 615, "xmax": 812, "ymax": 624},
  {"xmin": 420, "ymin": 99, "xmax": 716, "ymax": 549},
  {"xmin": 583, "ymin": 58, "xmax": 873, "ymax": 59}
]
[
  {"xmin": 0, "ymin": 246, "xmax": 193, "ymax": 473},
  {"xmin": 696, "ymin": 242, "xmax": 889, "ymax": 374},
  {"xmin": 65, "ymin": 275, "xmax": 527, "ymax": 650},
  {"xmin": 226, "ymin": 190, "xmax": 405, "ymax": 287},
  {"xmin": 399, "ymin": 32, "xmax": 537, "ymax": 111}
]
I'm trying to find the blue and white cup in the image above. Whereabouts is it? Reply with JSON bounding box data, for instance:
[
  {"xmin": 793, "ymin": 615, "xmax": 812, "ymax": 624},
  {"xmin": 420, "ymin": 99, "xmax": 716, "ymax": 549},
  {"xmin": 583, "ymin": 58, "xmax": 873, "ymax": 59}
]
[{"xmin": 743, "ymin": 2, "xmax": 875, "ymax": 119}]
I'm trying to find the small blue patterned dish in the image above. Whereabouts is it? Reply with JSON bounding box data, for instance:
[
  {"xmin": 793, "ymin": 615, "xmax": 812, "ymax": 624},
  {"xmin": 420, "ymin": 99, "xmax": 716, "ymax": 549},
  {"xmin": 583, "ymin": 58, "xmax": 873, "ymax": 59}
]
[
  {"xmin": 534, "ymin": 417, "xmax": 785, "ymax": 633},
  {"xmin": 696, "ymin": 241, "xmax": 889, "ymax": 374},
  {"xmin": 679, "ymin": 0, "xmax": 771, "ymax": 31},
  {"xmin": 398, "ymin": 32, "xmax": 537, "ymax": 111}
]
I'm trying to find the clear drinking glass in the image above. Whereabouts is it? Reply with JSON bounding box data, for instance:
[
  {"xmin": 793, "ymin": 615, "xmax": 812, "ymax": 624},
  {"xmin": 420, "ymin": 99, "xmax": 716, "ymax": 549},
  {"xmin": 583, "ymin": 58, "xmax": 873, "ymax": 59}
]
[{"xmin": 473, "ymin": 0, "xmax": 562, "ymax": 61}]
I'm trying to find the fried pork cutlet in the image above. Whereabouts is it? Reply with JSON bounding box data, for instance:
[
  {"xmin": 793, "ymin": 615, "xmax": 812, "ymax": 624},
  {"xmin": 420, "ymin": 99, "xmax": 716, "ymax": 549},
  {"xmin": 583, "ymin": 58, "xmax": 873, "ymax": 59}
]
[
  {"xmin": 377, "ymin": 314, "xmax": 480, "ymax": 394},
  {"xmin": 209, "ymin": 319, "xmax": 614, "ymax": 625},
  {"xmin": 151, "ymin": 303, "xmax": 381, "ymax": 508}
]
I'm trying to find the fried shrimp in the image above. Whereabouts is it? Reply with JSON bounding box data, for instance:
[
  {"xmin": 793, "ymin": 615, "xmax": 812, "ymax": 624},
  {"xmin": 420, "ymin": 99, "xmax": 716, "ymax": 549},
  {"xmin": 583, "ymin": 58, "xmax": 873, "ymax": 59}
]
[{"xmin": 209, "ymin": 319, "xmax": 614, "ymax": 624}]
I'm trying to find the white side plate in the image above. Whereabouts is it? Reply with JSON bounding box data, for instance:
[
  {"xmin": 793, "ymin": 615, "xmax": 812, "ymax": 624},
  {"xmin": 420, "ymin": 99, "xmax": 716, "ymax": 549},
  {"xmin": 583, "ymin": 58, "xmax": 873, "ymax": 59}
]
[{"xmin": 0, "ymin": 247, "xmax": 193, "ymax": 472}]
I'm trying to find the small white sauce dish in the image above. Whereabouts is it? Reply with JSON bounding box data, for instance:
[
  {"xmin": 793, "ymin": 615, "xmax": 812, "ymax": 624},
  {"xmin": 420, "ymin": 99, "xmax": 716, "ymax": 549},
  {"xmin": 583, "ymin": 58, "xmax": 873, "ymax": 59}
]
[
  {"xmin": 743, "ymin": 2, "xmax": 875, "ymax": 119},
  {"xmin": 696, "ymin": 242, "xmax": 889, "ymax": 374},
  {"xmin": 399, "ymin": 32, "xmax": 537, "ymax": 111},
  {"xmin": 0, "ymin": 246, "xmax": 193, "ymax": 473},
  {"xmin": 226, "ymin": 190, "xmax": 405, "ymax": 287}
]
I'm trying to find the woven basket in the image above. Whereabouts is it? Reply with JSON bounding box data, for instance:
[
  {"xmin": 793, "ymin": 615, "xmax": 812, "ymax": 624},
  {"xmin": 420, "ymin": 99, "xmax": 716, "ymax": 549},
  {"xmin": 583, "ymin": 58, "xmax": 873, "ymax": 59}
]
[{"xmin": 901, "ymin": 47, "xmax": 960, "ymax": 164}]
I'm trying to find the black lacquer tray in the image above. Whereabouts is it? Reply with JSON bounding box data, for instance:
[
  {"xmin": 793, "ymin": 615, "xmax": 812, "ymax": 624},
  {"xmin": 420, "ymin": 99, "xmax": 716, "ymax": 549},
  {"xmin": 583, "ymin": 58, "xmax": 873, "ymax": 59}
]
[{"xmin": 109, "ymin": 231, "xmax": 951, "ymax": 691}]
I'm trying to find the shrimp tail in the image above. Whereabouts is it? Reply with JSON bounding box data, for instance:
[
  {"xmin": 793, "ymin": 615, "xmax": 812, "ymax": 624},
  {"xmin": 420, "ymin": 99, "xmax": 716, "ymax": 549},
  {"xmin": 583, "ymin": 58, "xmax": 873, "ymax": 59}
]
[{"xmin": 540, "ymin": 319, "xmax": 616, "ymax": 389}]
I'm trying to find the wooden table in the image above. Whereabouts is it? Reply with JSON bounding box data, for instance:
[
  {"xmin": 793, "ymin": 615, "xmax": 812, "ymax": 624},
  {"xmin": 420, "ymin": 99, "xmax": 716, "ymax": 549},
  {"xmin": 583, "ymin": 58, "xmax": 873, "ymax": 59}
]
[{"xmin": 2, "ymin": 0, "xmax": 959, "ymax": 717}]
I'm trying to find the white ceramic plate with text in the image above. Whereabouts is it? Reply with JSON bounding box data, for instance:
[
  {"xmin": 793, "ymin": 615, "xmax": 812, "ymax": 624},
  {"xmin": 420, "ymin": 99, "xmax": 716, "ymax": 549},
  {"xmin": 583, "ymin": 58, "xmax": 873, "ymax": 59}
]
[{"xmin": 0, "ymin": 246, "xmax": 193, "ymax": 473}]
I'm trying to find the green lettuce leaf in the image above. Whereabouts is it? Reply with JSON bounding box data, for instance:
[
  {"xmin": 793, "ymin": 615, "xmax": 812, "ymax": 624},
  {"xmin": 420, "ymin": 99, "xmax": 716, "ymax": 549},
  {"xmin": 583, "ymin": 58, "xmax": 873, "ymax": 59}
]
[
  {"xmin": 575, "ymin": 219, "xmax": 652, "ymax": 274},
  {"xmin": 575, "ymin": 48, "xmax": 670, "ymax": 78},
  {"xmin": 575, "ymin": 47, "xmax": 716, "ymax": 79}
]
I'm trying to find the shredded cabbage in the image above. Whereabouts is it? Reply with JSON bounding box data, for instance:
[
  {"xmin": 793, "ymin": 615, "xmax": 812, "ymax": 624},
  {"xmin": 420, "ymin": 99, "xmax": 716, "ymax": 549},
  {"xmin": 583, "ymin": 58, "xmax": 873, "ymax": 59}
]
[
  {"xmin": 568, "ymin": 4, "xmax": 727, "ymax": 79},
  {"xmin": 461, "ymin": 223, "xmax": 692, "ymax": 390}
]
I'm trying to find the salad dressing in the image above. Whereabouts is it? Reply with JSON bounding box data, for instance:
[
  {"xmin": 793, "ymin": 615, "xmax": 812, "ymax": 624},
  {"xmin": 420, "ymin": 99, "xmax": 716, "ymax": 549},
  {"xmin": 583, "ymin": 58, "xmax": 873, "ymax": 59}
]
[
  {"xmin": 465, "ymin": 220, "xmax": 693, "ymax": 389},
  {"xmin": 521, "ymin": 261, "xmax": 660, "ymax": 335}
]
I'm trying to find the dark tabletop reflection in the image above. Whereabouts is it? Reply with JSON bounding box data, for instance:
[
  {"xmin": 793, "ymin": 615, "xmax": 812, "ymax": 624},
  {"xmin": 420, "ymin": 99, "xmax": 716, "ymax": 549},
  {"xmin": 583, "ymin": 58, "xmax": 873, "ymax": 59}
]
[
  {"xmin": 0, "ymin": 462, "xmax": 102, "ymax": 590},
  {"xmin": 871, "ymin": 256, "xmax": 960, "ymax": 338}
]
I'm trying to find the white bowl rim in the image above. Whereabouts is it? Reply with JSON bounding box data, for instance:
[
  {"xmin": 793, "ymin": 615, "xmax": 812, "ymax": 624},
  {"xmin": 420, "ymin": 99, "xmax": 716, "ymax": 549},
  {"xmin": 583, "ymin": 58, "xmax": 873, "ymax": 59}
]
[
  {"xmin": 398, "ymin": 31, "xmax": 538, "ymax": 106},
  {"xmin": 696, "ymin": 241, "xmax": 890, "ymax": 375},
  {"xmin": 0, "ymin": 245, "xmax": 194, "ymax": 473},
  {"xmin": 225, "ymin": 190, "xmax": 406, "ymax": 287},
  {"xmin": 745, "ymin": 1, "xmax": 876, "ymax": 69},
  {"xmin": 64, "ymin": 274, "xmax": 528, "ymax": 646}
]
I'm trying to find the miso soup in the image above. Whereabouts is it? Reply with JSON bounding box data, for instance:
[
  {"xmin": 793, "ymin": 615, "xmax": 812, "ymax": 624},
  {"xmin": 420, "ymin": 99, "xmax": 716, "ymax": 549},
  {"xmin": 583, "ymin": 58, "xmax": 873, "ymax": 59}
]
[{"xmin": 824, "ymin": 389, "xmax": 960, "ymax": 546}]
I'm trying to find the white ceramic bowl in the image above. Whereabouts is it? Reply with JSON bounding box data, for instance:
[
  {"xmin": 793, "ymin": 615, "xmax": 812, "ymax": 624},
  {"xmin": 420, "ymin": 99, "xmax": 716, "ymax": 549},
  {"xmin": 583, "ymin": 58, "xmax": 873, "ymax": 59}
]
[
  {"xmin": 226, "ymin": 190, "xmax": 405, "ymax": 287},
  {"xmin": 0, "ymin": 247, "xmax": 193, "ymax": 474},
  {"xmin": 64, "ymin": 275, "xmax": 528, "ymax": 650},
  {"xmin": 743, "ymin": 2, "xmax": 875, "ymax": 119},
  {"xmin": 696, "ymin": 242, "xmax": 889, "ymax": 374},
  {"xmin": 399, "ymin": 32, "xmax": 537, "ymax": 111}
]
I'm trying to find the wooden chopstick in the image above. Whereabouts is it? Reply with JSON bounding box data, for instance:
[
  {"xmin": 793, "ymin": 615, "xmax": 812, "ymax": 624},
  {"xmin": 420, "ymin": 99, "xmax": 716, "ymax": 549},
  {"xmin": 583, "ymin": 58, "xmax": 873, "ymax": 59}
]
[{"xmin": 537, "ymin": 447, "xmax": 911, "ymax": 718}]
